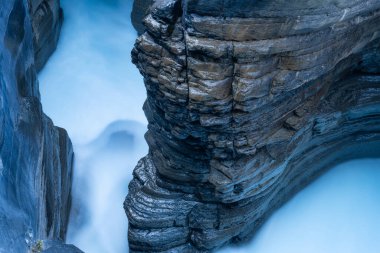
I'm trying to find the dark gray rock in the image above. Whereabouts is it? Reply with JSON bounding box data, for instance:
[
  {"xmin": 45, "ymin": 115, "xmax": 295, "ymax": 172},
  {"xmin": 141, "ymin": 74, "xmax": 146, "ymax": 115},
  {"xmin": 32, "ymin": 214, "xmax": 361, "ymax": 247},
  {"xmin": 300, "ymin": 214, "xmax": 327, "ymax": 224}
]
[
  {"xmin": 131, "ymin": 0, "xmax": 154, "ymax": 35},
  {"xmin": 41, "ymin": 240, "xmax": 84, "ymax": 253},
  {"xmin": 0, "ymin": 0, "xmax": 75, "ymax": 252},
  {"xmin": 125, "ymin": 0, "xmax": 380, "ymax": 252},
  {"xmin": 28, "ymin": 0, "xmax": 63, "ymax": 72}
]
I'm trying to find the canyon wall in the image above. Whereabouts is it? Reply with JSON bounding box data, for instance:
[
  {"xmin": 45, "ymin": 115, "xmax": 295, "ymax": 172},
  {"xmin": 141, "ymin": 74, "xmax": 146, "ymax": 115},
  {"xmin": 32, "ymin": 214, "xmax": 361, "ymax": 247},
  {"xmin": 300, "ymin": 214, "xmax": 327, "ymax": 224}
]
[
  {"xmin": 28, "ymin": 0, "xmax": 63, "ymax": 72},
  {"xmin": 131, "ymin": 0, "xmax": 153, "ymax": 35},
  {"xmin": 126, "ymin": 0, "xmax": 380, "ymax": 252},
  {"xmin": 0, "ymin": 0, "xmax": 78, "ymax": 252}
]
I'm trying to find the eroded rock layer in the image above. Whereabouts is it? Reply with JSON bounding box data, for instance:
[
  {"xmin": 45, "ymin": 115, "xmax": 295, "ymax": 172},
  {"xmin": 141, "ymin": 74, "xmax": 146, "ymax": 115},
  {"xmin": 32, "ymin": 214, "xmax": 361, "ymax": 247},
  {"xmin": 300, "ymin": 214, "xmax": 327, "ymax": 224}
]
[
  {"xmin": 28, "ymin": 0, "xmax": 63, "ymax": 71},
  {"xmin": 131, "ymin": 0, "xmax": 154, "ymax": 35},
  {"xmin": 126, "ymin": 0, "xmax": 380, "ymax": 252},
  {"xmin": 1, "ymin": 0, "xmax": 76, "ymax": 252}
]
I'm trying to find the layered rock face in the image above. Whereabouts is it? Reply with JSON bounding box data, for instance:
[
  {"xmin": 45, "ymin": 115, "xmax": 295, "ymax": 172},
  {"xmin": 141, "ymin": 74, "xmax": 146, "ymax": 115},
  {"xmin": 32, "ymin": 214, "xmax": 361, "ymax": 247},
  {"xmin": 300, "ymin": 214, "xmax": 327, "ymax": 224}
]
[
  {"xmin": 131, "ymin": 0, "xmax": 153, "ymax": 35},
  {"xmin": 28, "ymin": 0, "xmax": 63, "ymax": 72},
  {"xmin": 1, "ymin": 0, "xmax": 77, "ymax": 252},
  {"xmin": 126, "ymin": 0, "xmax": 380, "ymax": 252}
]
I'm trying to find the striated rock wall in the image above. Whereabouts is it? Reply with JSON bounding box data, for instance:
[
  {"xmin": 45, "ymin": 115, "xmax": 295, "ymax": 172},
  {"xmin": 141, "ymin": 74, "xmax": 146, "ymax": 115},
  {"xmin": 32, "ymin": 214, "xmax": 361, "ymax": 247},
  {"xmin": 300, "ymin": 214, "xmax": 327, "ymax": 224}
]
[
  {"xmin": 125, "ymin": 0, "xmax": 380, "ymax": 252},
  {"xmin": 131, "ymin": 0, "xmax": 154, "ymax": 35},
  {"xmin": 0, "ymin": 0, "xmax": 77, "ymax": 252},
  {"xmin": 28, "ymin": 0, "xmax": 63, "ymax": 72}
]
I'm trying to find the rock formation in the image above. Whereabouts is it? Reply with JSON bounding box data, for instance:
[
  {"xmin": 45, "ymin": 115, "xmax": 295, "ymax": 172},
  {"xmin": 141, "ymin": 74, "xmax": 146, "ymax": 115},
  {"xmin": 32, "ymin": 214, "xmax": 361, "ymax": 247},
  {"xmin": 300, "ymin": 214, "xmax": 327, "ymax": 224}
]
[
  {"xmin": 131, "ymin": 0, "xmax": 153, "ymax": 35},
  {"xmin": 1, "ymin": 0, "xmax": 78, "ymax": 252},
  {"xmin": 28, "ymin": 0, "xmax": 64, "ymax": 72},
  {"xmin": 125, "ymin": 0, "xmax": 380, "ymax": 251}
]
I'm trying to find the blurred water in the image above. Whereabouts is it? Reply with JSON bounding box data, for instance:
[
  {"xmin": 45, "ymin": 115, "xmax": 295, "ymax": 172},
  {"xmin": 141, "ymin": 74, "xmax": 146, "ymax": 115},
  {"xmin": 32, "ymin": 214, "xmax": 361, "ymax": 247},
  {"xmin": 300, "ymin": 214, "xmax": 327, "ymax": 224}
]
[
  {"xmin": 38, "ymin": 1, "xmax": 380, "ymax": 253},
  {"xmin": 39, "ymin": 0, "xmax": 146, "ymax": 145},
  {"xmin": 219, "ymin": 159, "xmax": 380, "ymax": 253},
  {"xmin": 38, "ymin": 0, "xmax": 147, "ymax": 252}
]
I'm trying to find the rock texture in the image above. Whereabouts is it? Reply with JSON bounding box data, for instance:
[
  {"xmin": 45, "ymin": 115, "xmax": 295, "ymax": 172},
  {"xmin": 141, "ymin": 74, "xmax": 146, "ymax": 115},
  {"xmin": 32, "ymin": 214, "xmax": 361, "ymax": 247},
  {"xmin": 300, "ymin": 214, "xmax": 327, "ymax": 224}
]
[
  {"xmin": 40, "ymin": 240, "xmax": 83, "ymax": 253},
  {"xmin": 125, "ymin": 0, "xmax": 380, "ymax": 252},
  {"xmin": 131, "ymin": 0, "xmax": 153, "ymax": 35},
  {"xmin": 0, "ymin": 0, "xmax": 74, "ymax": 252},
  {"xmin": 28, "ymin": 0, "xmax": 63, "ymax": 72}
]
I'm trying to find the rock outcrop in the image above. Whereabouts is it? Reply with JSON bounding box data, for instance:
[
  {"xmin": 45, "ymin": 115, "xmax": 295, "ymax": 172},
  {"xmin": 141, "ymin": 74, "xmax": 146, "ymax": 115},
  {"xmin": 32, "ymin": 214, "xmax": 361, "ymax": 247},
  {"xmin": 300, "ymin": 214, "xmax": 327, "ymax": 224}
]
[
  {"xmin": 131, "ymin": 0, "xmax": 153, "ymax": 35},
  {"xmin": 27, "ymin": 0, "xmax": 63, "ymax": 72},
  {"xmin": 125, "ymin": 0, "xmax": 380, "ymax": 251},
  {"xmin": 0, "ymin": 0, "xmax": 76, "ymax": 252}
]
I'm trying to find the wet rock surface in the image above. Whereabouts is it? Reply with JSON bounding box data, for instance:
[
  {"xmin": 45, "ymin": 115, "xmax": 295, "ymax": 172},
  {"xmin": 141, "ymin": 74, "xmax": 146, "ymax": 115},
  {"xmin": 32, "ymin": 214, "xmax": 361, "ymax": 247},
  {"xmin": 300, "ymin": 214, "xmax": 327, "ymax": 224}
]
[
  {"xmin": 131, "ymin": 0, "xmax": 154, "ymax": 35},
  {"xmin": 28, "ymin": 0, "xmax": 63, "ymax": 72},
  {"xmin": 126, "ymin": 0, "xmax": 380, "ymax": 252},
  {"xmin": 0, "ymin": 0, "xmax": 74, "ymax": 252},
  {"xmin": 41, "ymin": 240, "xmax": 83, "ymax": 253}
]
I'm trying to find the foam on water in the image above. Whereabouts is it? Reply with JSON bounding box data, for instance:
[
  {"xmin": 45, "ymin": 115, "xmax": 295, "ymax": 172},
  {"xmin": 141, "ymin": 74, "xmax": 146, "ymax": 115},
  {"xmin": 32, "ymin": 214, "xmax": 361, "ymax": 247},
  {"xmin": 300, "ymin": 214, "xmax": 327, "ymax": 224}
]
[{"xmin": 38, "ymin": 0, "xmax": 380, "ymax": 252}]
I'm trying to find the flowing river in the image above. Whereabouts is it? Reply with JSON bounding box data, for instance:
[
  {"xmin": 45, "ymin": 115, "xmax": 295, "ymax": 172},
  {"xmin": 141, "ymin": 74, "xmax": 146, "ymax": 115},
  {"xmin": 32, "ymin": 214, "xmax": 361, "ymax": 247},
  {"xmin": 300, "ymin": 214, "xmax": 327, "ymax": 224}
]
[
  {"xmin": 38, "ymin": 0, "xmax": 380, "ymax": 252},
  {"xmin": 39, "ymin": 0, "xmax": 147, "ymax": 252}
]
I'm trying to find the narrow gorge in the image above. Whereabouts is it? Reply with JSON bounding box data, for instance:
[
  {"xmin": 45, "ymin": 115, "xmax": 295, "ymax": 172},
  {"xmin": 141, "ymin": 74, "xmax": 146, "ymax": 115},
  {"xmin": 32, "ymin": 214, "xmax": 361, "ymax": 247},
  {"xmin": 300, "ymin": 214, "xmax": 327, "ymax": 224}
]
[{"xmin": 1, "ymin": 0, "xmax": 380, "ymax": 252}]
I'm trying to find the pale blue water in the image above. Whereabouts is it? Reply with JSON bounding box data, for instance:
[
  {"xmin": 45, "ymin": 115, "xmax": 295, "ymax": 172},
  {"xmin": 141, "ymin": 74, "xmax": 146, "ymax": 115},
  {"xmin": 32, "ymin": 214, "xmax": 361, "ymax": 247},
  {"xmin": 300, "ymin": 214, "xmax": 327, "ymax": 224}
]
[
  {"xmin": 39, "ymin": 0, "xmax": 146, "ymax": 145},
  {"xmin": 39, "ymin": 0, "xmax": 147, "ymax": 252},
  {"xmin": 219, "ymin": 159, "xmax": 380, "ymax": 253},
  {"xmin": 38, "ymin": 1, "xmax": 380, "ymax": 253}
]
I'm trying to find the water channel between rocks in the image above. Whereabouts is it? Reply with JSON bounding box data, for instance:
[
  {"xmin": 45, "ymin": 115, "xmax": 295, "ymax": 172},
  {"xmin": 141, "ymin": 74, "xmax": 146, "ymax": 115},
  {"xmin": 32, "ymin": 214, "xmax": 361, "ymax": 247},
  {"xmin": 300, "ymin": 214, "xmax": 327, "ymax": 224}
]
[{"xmin": 38, "ymin": 0, "xmax": 380, "ymax": 252}]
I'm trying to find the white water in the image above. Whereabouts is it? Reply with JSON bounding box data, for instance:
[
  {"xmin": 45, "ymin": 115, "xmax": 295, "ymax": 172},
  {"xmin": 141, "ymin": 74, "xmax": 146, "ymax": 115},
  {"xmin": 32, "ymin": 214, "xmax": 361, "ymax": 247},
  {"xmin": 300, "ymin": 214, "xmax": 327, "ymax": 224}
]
[
  {"xmin": 39, "ymin": 0, "xmax": 147, "ymax": 252},
  {"xmin": 40, "ymin": 0, "xmax": 146, "ymax": 145},
  {"xmin": 219, "ymin": 159, "xmax": 380, "ymax": 253},
  {"xmin": 38, "ymin": 1, "xmax": 380, "ymax": 253}
]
